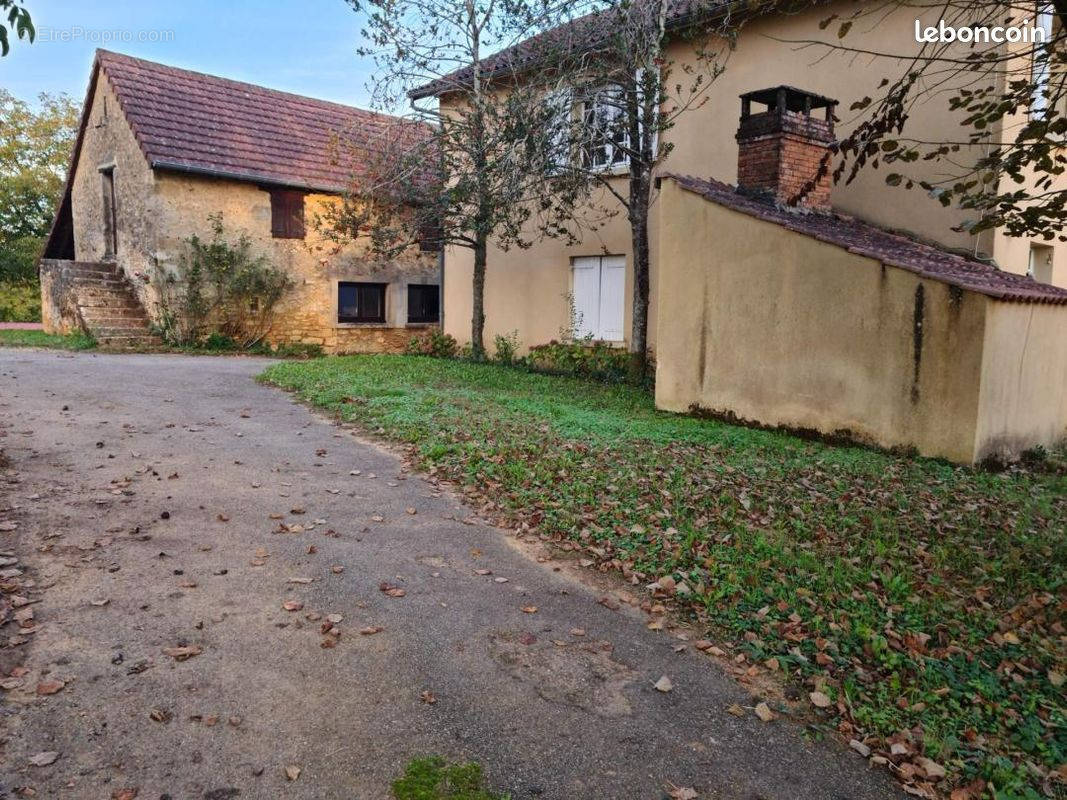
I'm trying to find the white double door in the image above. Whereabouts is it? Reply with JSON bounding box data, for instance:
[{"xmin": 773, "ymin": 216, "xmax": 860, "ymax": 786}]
[{"xmin": 571, "ymin": 255, "xmax": 625, "ymax": 341}]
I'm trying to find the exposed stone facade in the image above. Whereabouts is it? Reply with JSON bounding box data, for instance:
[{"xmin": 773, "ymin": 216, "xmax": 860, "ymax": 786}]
[{"xmin": 53, "ymin": 62, "xmax": 439, "ymax": 353}]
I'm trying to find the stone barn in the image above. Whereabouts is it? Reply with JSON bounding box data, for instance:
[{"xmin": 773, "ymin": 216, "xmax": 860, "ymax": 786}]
[{"xmin": 40, "ymin": 49, "xmax": 440, "ymax": 351}]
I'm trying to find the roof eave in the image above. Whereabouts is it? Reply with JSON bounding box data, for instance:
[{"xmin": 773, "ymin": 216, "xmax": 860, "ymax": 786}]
[{"xmin": 149, "ymin": 159, "xmax": 346, "ymax": 195}]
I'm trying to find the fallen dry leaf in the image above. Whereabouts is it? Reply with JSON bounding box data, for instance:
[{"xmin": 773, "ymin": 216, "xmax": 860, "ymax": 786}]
[
  {"xmin": 809, "ymin": 691, "xmax": 832, "ymax": 708},
  {"xmin": 653, "ymin": 675, "xmax": 673, "ymax": 692},
  {"xmin": 379, "ymin": 582, "xmax": 406, "ymax": 598},
  {"xmin": 420, "ymin": 690, "xmax": 437, "ymax": 705},
  {"xmin": 162, "ymin": 645, "xmax": 202, "ymax": 661},
  {"xmin": 36, "ymin": 679, "xmax": 65, "ymax": 695},
  {"xmin": 754, "ymin": 702, "xmax": 775, "ymax": 722},
  {"xmin": 360, "ymin": 626, "xmax": 383, "ymax": 636},
  {"xmin": 28, "ymin": 751, "xmax": 59, "ymax": 767},
  {"xmin": 282, "ymin": 600, "xmax": 304, "ymax": 612},
  {"xmin": 666, "ymin": 785, "xmax": 698, "ymax": 800},
  {"xmin": 112, "ymin": 788, "xmax": 139, "ymax": 800},
  {"xmin": 521, "ymin": 605, "xmax": 538, "ymax": 614},
  {"xmin": 726, "ymin": 703, "xmax": 745, "ymax": 717},
  {"xmin": 285, "ymin": 765, "xmax": 301, "ymax": 781},
  {"xmin": 89, "ymin": 598, "xmax": 110, "ymax": 607}
]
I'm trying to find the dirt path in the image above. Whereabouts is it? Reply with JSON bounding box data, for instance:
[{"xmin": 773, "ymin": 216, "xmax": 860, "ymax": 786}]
[{"xmin": 0, "ymin": 349, "xmax": 898, "ymax": 800}]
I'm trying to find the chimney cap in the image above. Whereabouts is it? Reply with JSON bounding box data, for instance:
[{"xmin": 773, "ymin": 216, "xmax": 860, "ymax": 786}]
[{"xmin": 739, "ymin": 86, "xmax": 838, "ymax": 117}]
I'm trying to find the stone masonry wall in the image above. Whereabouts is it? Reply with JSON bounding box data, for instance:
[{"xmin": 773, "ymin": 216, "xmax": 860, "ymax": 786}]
[{"xmin": 69, "ymin": 69, "xmax": 439, "ymax": 353}]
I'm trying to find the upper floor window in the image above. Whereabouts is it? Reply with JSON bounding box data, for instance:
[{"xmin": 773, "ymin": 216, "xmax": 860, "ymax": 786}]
[
  {"xmin": 1031, "ymin": 4, "xmax": 1055, "ymax": 119},
  {"xmin": 582, "ymin": 86, "xmax": 629, "ymax": 171},
  {"xmin": 270, "ymin": 189, "xmax": 305, "ymax": 239},
  {"xmin": 547, "ymin": 70, "xmax": 659, "ymax": 174}
]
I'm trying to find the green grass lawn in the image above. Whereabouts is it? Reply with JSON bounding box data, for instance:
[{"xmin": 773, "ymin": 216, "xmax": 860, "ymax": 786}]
[
  {"xmin": 261, "ymin": 355, "xmax": 1065, "ymax": 799},
  {"xmin": 0, "ymin": 329, "xmax": 96, "ymax": 350}
]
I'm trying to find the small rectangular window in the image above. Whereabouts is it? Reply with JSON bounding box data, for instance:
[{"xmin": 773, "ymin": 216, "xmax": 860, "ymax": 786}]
[
  {"xmin": 338, "ymin": 282, "xmax": 386, "ymax": 324},
  {"xmin": 407, "ymin": 284, "xmax": 440, "ymax": 323},
  {"xmin": 270, "ymin": 189, "xmax": 305, "ymax": 239}
]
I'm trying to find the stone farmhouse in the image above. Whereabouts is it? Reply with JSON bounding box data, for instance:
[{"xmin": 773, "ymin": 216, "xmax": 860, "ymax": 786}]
[{"xmin": 40, "ymin": 50, "xmax": 440, "ymax": 352}]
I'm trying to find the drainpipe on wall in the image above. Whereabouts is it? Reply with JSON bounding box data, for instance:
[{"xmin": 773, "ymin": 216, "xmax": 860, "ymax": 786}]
[{"xmin": 438, "ymin": 247, "xmax": 445, "ymax": 330}]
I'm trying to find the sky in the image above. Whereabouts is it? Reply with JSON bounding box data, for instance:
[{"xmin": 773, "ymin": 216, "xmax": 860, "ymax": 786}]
[{"xmin": 0, "ymin": 0, "xmax": 383, "ymax": 110}]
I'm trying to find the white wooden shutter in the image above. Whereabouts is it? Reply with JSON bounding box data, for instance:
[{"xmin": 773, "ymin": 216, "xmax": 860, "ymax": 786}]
[
  {"xmin": 571, "ymin": 257, "xmax": 600, "ymax": 339},
  {"xmin": 598, "ymin": 256, "xmax": 625, "ymax": 341}
]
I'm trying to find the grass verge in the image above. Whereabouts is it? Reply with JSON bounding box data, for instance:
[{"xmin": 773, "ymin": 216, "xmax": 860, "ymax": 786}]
[
  {"xmin": 392, "ymin": 757, "xmax": 508, "ymax": 800},
  {"xmin": 261, "ymin": 355, "xmax": 1065, "ymax": 800},
  {"xmin": 0, "ymin": 329, "xmax": 96, "ymax": 350}
]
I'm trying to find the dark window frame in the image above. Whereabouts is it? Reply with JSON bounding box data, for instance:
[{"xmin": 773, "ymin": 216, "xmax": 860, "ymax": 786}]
[
  {"xmin": 338, "ymin": 281, "xmax": 387, "ymax": 324},
  {"xmin": 406, "ymin": 283, "xmax": 440, "ymax": 324},
  {"xmin": 269, "ymin": 188, "xmax": 306, "ymax": 239}
]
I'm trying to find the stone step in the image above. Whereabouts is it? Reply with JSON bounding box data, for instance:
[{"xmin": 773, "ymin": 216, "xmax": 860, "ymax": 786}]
[
  {"xmin": 71, "ymin": 277, "xmax": 127, "ymax": 289},
  {"xmin": 82, "ymin": 317, "xmax": 152, "ymax": 330},
  {"xmin": 96, "ymin": 336, "xmax": 163, "ymax": 349},
  {"xmin": 81, "ymin": 306, "xmax": 147, "ymax": 320},
  {"xmin": 90, "ymin": 325, "xmax": 156, "ymax": 337},
  {"xmin": 77, "ymin": 299, "xmax": 143, "ymax": 312},
  {"xmin": 68, "ymin": 265, "xmax": 120, "ymax": 277}
]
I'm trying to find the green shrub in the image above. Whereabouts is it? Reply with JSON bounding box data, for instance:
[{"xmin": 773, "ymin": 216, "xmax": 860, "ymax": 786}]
[
  {"xmin": 272, "ymin": 342, "xmax": 324, "ymax": 359},
  {"xmin": 154, "ymin": 213, "xmax": 293, "ymax": 348},
  {"xmin": 392, "ymin": 757, "xmax": 507, "ymax": 800},
  {"xmin": 406, "ymin": 328, "xmax": 458, "ymax": 358},
  {"xmin": 492, "ymin": 330, "xmax": 519, "ymax": 365},
  {"xmin": 0, "ymin": 236, "xmax": 43, "ymax": 283},
  {"xmin": 0, "ymin": 280, "xmax": 41, "ymax": 322},
  {"xmin": 525, "ymin": 340, "xmax": 637, "ymax": 385}
]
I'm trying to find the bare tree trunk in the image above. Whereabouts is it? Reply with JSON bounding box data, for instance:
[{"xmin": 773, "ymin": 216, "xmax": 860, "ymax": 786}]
[
  {"xmin": 471, "ymin": 230, "xmax": 488, "ymax": 358},
  {"xmin": 628, "ymin": 164, "xmax": 651, "ymax": 383}
]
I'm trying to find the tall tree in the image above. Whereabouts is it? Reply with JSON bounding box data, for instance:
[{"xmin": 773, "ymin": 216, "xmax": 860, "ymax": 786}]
[
  {"xmin": 336, "ymin": 0, "xmax": 592, "ymax": 357},
  {"xmin": 0, "ymin": 90, "xmax": 79, "ymax": 281},
  {"xmin": 0, "ymin": 0, "xmax": 33, "ymax": 56},
  {"xmin": 769, "ymin": 0, "xmax": 1067, "ymax": 242},
  {"xmin": 540, "ymin": 0, "xmax": 735, "ymax": 380}
]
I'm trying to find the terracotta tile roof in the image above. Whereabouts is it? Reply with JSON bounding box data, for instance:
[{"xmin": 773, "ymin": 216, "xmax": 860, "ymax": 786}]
[
  {"xmin": 96, "ymin": 50, "xmax": 432, "ymax": 193},
  {"xmin": 410, "ymin": 0, "xmax": 728, "ymax": 100},
  {"xmin": 668, "ymin": 174, "xmax": 1067, "ymax": 306}
]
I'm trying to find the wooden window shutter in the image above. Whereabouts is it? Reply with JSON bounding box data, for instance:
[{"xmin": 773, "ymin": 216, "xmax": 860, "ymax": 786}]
[{"xmin": 270, "ymin": 189, "xmax": 305, "ymax": 238}]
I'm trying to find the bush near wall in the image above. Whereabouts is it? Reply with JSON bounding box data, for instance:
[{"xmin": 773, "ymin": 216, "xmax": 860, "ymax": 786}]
[
  {"xmin": 526, "ymin": 340, "xmax": 647, "ymax": 386},
  {"xmin": 0, "ymin": 281, "xmax": 42, "ymax": 323}
]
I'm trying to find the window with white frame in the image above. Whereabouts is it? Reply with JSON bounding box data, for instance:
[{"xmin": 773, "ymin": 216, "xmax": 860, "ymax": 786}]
[
  {"xmin": 1032, "ymin": 4, "xmax": 1054, "ymax": 119},
  {"xmin": 571, "ymin": 255, "xmax": 625, "ymax": 341},
  {"xmin": 581, "ymin": 86, "xmax": 629, "ymax": 170}
]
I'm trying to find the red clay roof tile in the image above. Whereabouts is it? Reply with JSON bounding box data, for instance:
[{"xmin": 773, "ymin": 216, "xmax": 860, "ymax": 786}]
[
  {"xmin": 96, "ymin": 50, "xmax": 431, "ymax": 193},
  {"xmin": 668, "ymin": 174, "xmax": 1067, "ymax": 306}
]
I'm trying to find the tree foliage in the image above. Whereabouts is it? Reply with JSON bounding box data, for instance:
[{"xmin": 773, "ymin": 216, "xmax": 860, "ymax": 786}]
[
  {"xmin": 0, "ymin": 0, "xmax": 33, "ymax": 56},
  {"xmin": 538, "ymin": 0, "xmax": 738, "ymax": 380},
  {"xmin": 332, "ymin": 0, "xmax": 596, "ymax": 357},
  {"xmin": 771, "ymin": 0, "xmax": 1067, "ymax": 241},
  {"xmin": 0, "ymin": 89, "xmax": 79, "ymax": 242},
  {"xmin": 154, "ymin": 214, "xmax": 294, "ymax": 347}
]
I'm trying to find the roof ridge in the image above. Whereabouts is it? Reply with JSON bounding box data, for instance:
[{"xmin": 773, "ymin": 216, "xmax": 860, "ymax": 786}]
[{"xmin": 94, "ymin": 49, "xmax": 407, "ymax": 124}]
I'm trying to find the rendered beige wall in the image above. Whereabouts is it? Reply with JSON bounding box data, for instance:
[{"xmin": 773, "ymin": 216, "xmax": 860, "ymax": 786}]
[
  {"xmin": 69, "ymin": 69, "xmax": 438, "ymax": 353},
  {"xmin": 974, "ymin": 301, "xmax": 1067, "ymax": 461},
  {"xmin": 654, "ymin": 179, "xmax": 989, "ymax": 463},
  {"xmin": 441, "ymin": 0, "xmax": 1064, "ymax": 353}
]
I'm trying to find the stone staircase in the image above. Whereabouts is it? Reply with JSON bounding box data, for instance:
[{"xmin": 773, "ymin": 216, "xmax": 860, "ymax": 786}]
[{"xmin": 69, "ymin": 262, "xmax": 162, "ymax": 349}]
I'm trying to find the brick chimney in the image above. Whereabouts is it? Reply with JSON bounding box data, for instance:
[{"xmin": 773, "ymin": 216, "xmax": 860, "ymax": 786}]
[{"xmin": 736, "ymin": 86, "xmax": 837, "ymax": 210}]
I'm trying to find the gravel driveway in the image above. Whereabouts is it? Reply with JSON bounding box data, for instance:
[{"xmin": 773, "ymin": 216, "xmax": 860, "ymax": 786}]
[{"xmin": 0, "ymin": 349, "xmax": 898, "ymax": 799}]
